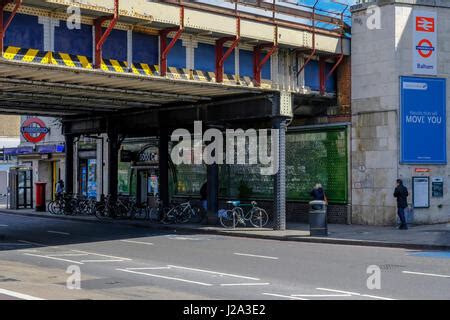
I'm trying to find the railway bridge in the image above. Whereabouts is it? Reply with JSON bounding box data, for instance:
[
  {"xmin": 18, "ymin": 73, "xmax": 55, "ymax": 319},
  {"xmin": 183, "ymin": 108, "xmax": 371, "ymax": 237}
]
[{"xmin": 0, "ymin": 0, "xmax": 351, "ymax": 230}]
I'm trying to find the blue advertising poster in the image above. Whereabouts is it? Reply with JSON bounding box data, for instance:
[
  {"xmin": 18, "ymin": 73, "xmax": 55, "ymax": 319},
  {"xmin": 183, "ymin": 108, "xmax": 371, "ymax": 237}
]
[{"xmin": 400, "ymin": 76, "xmax": 447, "ymax": 164}]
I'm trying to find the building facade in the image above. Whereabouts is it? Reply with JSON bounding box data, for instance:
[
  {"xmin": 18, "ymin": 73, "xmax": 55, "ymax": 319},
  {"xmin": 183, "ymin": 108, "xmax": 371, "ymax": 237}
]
[
  {"xmin": 0, "ymin": 115, "xmax": 20, "ymax": 195},
  {"xmin": 351, "ymin": 0, "xmax": 450, "ymax": 225},
  {"xmin": 11, "ymin": 116, "xmax": 66, "ymax": 206}
]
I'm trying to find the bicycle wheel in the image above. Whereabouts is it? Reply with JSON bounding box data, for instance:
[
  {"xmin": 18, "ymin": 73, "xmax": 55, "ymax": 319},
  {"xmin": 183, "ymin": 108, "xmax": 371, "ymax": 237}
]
[
  {"xmin": 47, "ymin": 201, "xmax": 57, "ymax": 215},
  {"xmin": 189, "ymin": 206, "xmax": 203, "ymax": 223},
  {"xmin": 176, "ymin": 207, "xmax": 192, "ymax": 224},
  {"xmin": 219, "ymin": 210, "xmax": 238, "ymax": 229},
  {"xmin": 161, "ymin": 206, "xmax": 178, "ymax": 224},
  {"xmin": 249, "ymin": 207, "xmax": 269, "ymax": 228},
  {"xmin": 51, "ymin": 201, "xmax": 64, "ymax": 215},
  {"xmin": 94, "ymin": 204, "xmax": 107, "ymax": 220}
]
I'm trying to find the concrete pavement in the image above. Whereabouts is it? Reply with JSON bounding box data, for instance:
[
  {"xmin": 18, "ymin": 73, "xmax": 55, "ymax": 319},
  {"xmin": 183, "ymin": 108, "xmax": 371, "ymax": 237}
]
[
  {"xmin": 0, "ymin": 212, "xmax": 449, "ymax": 300},
  {"xmin": 0, "ymin": 208, "xmax": 449, "ymax": 250}
]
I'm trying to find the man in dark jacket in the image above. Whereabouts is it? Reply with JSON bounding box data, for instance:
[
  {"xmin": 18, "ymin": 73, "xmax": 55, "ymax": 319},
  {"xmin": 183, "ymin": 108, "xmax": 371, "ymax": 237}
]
[
  {"xmin": 200, "ymin": 182, "xmax": 207, "ymax": 211},
  {"xmin": 394, "ymin": 179, "xmax": 409, "ymax": 230}
]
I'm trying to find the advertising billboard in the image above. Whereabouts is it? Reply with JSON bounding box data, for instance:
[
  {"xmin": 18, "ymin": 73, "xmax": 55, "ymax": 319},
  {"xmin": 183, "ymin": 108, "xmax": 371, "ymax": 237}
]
[{"xmin": 400, "ymin": 76, "xmax": 447, "ymax": 164}]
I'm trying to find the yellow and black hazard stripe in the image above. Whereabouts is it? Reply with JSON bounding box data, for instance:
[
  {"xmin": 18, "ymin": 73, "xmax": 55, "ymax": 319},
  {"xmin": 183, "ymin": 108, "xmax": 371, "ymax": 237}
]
[
  {"xmin": 3, "ymin": 46, "xmax": 56, "ymax": 64},
  {"xmin": 2, "ymin": 46, "xmax": 271, "ymax": 87},
  {"xmin": 53, "ymin": 52, "xmax": 92, "ymax": 69}
]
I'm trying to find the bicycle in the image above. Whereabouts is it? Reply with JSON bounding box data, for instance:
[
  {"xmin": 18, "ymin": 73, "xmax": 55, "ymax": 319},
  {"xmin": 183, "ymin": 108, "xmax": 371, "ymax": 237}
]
[
  {"xmin": 160, "ymin": 200, "xmax": 202, "ymax": 224},
  {"xmin": 48, "ymin": 193, "xmax": 77, "ymax": 215},
  {"xmin": 219, "ymin": 201, "xmax": 269, "ymax": 229}
]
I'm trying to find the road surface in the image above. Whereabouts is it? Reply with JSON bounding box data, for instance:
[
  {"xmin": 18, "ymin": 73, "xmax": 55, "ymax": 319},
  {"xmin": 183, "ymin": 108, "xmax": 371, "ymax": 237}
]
[{"xmin": 0, "ymin": 212, "xmax": 449, "ymax": 300}]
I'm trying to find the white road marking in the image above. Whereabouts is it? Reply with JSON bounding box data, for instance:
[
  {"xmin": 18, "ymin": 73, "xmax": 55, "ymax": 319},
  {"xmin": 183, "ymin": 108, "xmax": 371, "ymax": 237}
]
[
  {"xmin": 70, "ymin": 250, "xmax": 132, "ymax": 261},
  {"xmin": 126, "ymin": 267, "xmax": 171, "ymax": 270},
  {"xmin": 23, "ymin": 253, "xmax": 84, "ymax": 265},
  {"xmin": 80, "ymin": 259, "xmax": 125, "ymax": 263},
  {"xmin": 316, "ymin": 288, "xmax": 361, "ymax": 296},
  {"xmin": 220, "ymin": 283, "xmax": 270, "ymax": 286},
  {"xmin": 0, "ymin": 224, "xmax": 8, "ymax": 227},
  {"xmin": 292, "ymin": 294, "xmax": 352, "ymax": 298},
  {"xmin": 361, "ymin": 294, "xmax": 395, "ymax": 301},
  {"xmin": 0, "ymin": 288, "xmax": 44, "ymax": 300},
  {"xmin": 47, "ymin": 253, "xmax": 89, "ymax": 257},
  {"xmin": 47, "ymin": 231, "xmax": 70, "ymax": 236},
  {"xmin": 402, "ymin": 271, "xmax": 450, "ymax": 278},
  {"xmin": 116, "ymin": 268, "xmax": 213, "ymax": 286},
  {"xmin": 120, "ymin": 240, "xmax": 154, "ymax": 246},
  {"xmin": 262, "ymin": 293, "xmax": 308, "ymax": 300},
  {"xmin": 167, "ymin": 265, "xmax": 260, "ymax": 281},
  {"xmin": 234, "ymin": 253, "xmax": 279, "ymax": 260},
  {"xmin": 18, "ymin": 240, "xmax": 54, "ymax": 247},
  {"xmin": 317, "ymin": 288, "xmax": 395, "ymax": 300},
  {"xmin": 167, "ymin": 236, "xmax": 204, "ymax": 241}
]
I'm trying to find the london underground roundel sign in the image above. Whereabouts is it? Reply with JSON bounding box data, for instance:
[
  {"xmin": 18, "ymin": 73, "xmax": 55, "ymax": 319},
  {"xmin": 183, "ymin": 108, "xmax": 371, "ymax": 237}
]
[
  {"xmin": 21, "ymin": 118, "xmax": 50, "ymax": 143},
  {"xmin": 416, "ymin": 39, "xmax": 435, "ymax": 58}
]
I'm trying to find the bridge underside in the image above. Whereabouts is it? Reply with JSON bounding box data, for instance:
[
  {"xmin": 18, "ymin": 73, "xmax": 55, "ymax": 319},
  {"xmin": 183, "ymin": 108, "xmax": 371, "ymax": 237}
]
[
  {"xmin": 0, "ymin": 59, "xmax": 267, "ymax": 117},
  {"xmin": 0, "ymin": 58, "xmax": 337, "ymax": 232}
]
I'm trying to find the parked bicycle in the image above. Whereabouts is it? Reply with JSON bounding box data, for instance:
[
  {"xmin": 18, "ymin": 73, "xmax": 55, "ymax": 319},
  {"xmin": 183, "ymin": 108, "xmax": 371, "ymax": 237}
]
[
  {"xmin": 95, "ymin": 195, "xmax": 138, "ymax": 220},
  {"xmin": 160, "ymin": 200, "xmax": 203, "ymax": 224},
  {"xmin": 219, "ymin": 201, "xmax": 269, "ymax": 229},
  {"xmin": 48, "ymin": 193, "xmax": 76, "ymax": 215}
]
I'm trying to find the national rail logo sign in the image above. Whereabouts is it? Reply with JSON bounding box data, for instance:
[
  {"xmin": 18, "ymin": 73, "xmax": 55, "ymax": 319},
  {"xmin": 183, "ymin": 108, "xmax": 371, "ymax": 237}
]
[
  {"xmin": 21, "ymin": 118, "xmax": 50, "ymax": 144},
  {"xmin": 413, "ymin": 11, "xmax": 437, "ymax": 75},
  {"xmin": 416, "ymin": 16, "xmax": 435, "ymax": 33}
]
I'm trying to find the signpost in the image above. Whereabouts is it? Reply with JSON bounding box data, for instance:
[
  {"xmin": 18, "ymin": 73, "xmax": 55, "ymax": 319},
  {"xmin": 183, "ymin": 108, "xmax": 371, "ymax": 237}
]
[
  {"xmin": 400, "ymin": 76, "xmax": 446, "ymax": 164},
  {"xmin": 413, "ymin": 11, "xmax": 437, "ymax": 75}
]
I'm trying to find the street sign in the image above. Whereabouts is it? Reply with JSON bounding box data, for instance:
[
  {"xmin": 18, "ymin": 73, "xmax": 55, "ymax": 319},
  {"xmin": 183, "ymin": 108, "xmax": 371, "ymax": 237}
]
[
  {"xmin": 400, "ymin": 76, "xmax": 447, "ymax": 164},
  {"xmin": 413, "ymin": 11, "xmax": 437, "ymax": 75},
  {"xmin": 21, "ymin": 118, "xmax": 50, "ymax": 144}
]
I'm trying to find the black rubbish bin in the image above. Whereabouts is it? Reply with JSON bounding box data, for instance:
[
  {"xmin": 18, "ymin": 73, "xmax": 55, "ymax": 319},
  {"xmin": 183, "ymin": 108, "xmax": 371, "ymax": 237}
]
[{"xmin": 309, "ymin": 200, "xmax": 328, "ymax": 237}]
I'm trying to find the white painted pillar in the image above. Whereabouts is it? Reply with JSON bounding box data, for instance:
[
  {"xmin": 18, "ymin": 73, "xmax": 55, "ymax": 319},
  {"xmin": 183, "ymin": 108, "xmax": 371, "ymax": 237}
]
[{"xmin": 127, "ymin": 29, "xmax": 133, "ymax": 71}]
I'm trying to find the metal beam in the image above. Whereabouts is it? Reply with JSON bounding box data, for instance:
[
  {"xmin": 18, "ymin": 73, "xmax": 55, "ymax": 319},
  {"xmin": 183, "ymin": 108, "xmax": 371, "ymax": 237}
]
[
  {"xmin": 94, "ymin": 0, "xmax": 119, "ymax": 69},
  {"xmin": 160, "ymin": 4, "xmax": 184, "ymax": 77},
  {"xmin": 253, "ymin": 43, "xmax": 277, "ymax": 87},
  {"xmin": 215, "ymin": 1, "xmax": 240, "ymax": 83},
  {"xmin": 0, "ymin": 78, "xmax": 209, "ymax": 102},
  {"xmin": 0, "ymin": 0, "xmax": 21, "ymax": 55}
]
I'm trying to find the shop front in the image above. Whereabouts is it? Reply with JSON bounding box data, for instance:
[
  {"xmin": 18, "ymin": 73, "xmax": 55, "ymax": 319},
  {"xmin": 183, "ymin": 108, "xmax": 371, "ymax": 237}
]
[
  {"xmin": 77, "ymin": 141, "xmax": 98, "ymax": 199},
  {"xmin": 118, "ymin": 139, "xmax": 160, "ymax": 206}
]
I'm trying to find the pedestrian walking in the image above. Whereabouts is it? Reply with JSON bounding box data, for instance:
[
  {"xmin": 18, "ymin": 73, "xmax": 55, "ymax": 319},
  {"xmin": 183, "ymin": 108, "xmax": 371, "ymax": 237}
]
[{"xmin": 394, "ymin": 179, "xmax": 409, "ymax": 230}]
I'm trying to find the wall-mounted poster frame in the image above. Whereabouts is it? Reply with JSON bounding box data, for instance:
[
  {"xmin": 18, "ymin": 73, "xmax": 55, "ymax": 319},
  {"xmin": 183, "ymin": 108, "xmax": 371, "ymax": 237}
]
[{"xmin": 412, "ymin": 176, "xmax": 430, "ymax": 208}]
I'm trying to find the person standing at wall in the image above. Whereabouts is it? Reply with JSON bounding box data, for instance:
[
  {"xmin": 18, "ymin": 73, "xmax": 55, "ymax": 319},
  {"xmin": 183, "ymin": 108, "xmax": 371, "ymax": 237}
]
[
  {"xmin": 200, "ymin": 182, "xmax": 208, "ymax": 211},
  {"xmin": 310, "ymin": 183, "xmax": 328, "ymax": 210},
  {"xmin": 394, "ymin": 179, "xmax": 409, "ymax": 230},
  {"xmin": 56, "ymin": 180, "xmax": 65, "ymax": 200}
]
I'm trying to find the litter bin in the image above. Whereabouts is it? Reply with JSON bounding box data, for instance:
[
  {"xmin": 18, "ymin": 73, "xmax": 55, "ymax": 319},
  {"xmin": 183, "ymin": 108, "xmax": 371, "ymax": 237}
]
[
  {"xmin": 309, "ymin": 200, "xmax": 328, "ymax": 236},
  {"xmin": 35, "ymin": 182, "xmax": 47, "ymax": 212}
]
